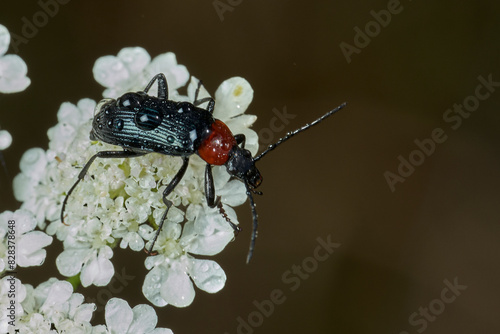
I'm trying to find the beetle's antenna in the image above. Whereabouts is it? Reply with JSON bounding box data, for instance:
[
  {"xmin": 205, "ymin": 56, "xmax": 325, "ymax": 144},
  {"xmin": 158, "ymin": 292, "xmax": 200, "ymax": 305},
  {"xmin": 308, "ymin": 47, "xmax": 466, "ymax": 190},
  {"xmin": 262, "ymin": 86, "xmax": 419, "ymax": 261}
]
[
  {"xmin": 245, "ymin": 182, "xmax": 259, "ymax": 264},
  {"xmin": 254, "ymin": 102, "xmax": 347, "ymax": 162}
]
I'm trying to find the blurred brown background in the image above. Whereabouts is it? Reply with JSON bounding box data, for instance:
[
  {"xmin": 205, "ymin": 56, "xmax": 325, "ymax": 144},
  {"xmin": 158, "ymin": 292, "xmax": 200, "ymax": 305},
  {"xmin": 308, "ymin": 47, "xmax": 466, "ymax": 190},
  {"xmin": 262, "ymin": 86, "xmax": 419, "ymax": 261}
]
[{"xmin": 1, "ymin": 0, "xmax": 499, "ymax": 333}]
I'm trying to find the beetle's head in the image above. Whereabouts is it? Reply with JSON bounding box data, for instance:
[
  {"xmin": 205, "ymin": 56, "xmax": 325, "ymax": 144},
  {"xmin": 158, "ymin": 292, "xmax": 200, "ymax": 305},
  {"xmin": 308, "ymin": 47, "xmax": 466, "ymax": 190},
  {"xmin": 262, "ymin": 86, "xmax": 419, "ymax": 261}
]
[
  {"xmin": 225, "ymin": 145, "xmax": 263, "ymax": 190},
  {"xmin": 90, "ymin": 92, "xmax": 148, "ymax": 142}
]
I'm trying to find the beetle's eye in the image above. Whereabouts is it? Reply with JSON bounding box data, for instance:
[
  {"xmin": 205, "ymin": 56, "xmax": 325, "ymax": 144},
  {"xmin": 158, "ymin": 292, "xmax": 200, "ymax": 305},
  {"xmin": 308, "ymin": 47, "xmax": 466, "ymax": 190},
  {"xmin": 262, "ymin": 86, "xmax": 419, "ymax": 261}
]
[
  {"xmin": 95, "ymin": 98, "xmax": 113, "ymax": 116},
  {"xmin": 118, "ymin": 93, "xmax": 141, "ymax": 109}
]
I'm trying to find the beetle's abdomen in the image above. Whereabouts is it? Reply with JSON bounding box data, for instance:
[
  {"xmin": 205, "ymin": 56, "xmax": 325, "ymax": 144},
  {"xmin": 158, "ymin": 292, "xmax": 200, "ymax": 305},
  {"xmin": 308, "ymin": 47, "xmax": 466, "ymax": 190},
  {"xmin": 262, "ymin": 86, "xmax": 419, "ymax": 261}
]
[{"xmin": 197, "ymin": 120, "xmax": 237, "ymax": 165}]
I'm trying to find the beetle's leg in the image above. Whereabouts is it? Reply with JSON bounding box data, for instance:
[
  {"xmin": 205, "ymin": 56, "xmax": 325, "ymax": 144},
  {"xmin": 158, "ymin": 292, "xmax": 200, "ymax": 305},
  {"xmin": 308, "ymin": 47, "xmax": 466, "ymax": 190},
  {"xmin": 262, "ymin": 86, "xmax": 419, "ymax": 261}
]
[
  {"xmin": 143, "ymin": 73, "xmax": 169, "ymax": 100},
  {"xmin": 234, "ymin": 134, "xmax": 246, "ymax": 148},
  {"xmin": 61, "ymin": 150, "xmax": 146, "ymax": 225},
  {"xmin": 147, "ymin": 157, "xmax": 190, "ymax": 255},
  {"xmin": 205, "ymin": 164, "xmax": 241, "ymax": 234},
  {"xmin": 193, "ymin": 80, "xmax": 215, "ymax": 113}
]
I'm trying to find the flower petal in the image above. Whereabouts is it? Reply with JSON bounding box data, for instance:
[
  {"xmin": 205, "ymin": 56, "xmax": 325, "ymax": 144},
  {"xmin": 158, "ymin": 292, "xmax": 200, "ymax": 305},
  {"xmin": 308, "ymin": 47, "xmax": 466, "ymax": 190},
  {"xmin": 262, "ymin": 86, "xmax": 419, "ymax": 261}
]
[
  {"xmin": 93, "ymin": 55, "xmax": 130, "ymax": 88},
  {"xmin": 118, "ymin": 47, "xmax": 151, "ymax": 76},
  {"xmin": 105, "ymin": 298, "xmax": 134, "ymax": 333},
  {"xmin": 56, "ymin": 248, "xmax": 89, "ymax": 277},
  {"xmin": 17, "ymin": 231, "xmax": 52, "ymax": 267},
  {"xmin": 214, "ymin": 77, "xmax": 254, "ymax": 120},
  {"xmin": 190, "ymin": 259, "xmax": 226, "ymax": 293},
  {"xmin": 56, "ymin": 101, "xmax": 80, "ymax": 125},
  {"xmin": 19, "ymin": 147, "xmax": 47, "ymax": 179},
  {"xmin": 0, "ymin": 129, "xmax": 12, "ymax": 150},
  {"xmin": 182, "ymin": 213, "xmax": 235, "ymax": 256},
  {"xmin": 80, "ymin": 247, "xmax": 114, "ymax": 287},
  {"xmin": 8, "ymin": 209, "xmax": 37, "ymax": 235},
  {"xmin": 77, "ymin": 98, "xmax": 97, "ymax": 120},
  {"xmin": 217, "ymin": 180, "xmax": 247, "ymax": 207},
  {"xmin": 0, "ymin": 54, "xmax": 30, "ymax": 93},
  {"xmin": 184, "ymin": 228, "xmax": 234, "ymax": 256},
  {"xmin": 0, "ymin": 24, "xmax": 10, "ymax": 56},
  {"xmin": 12, "ymin": 174, "xmax": 34, "ymax": 202},
  {"xmin": 127, "ymin": 304, "xmax": 158, "ymax": 333},
  {"xmin": 120, "ymin": 231, "xmax": 145, "ymax": 252},
  {"xmin": 73, "ymin": 302, "xmax": 96, "ymax": 324},
  {"xmin": 159, "ymin": 267, "xmax": 195, "ymax": 308},
  {"xmin": 146, "ymin": 52, "xmax": 189, "ymax": 90},
  {"xmin": 149, "ymin": 329, "xmax": 174, "ymax": 334},
  {"xmin": 143, "ymin": 266, "xmax": 168, "ymax": 307},
  {"xmin": 39, "ymin": 280, "xmax": 73, "ymax": 313}
]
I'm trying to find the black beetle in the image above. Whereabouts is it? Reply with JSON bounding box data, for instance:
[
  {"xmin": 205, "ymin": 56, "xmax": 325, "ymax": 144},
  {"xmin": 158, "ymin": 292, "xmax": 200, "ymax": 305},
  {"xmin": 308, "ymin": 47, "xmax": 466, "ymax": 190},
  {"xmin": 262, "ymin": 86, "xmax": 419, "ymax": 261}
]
[{"xmin": 61, "ymin": 73, "xmax": 346, "ymax": 263}]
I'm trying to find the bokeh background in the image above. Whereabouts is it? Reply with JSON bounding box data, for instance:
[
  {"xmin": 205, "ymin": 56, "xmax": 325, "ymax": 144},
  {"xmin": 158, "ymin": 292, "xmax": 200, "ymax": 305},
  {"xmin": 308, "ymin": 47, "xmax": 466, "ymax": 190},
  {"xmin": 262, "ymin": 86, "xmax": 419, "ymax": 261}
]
[{"xmin": 1, "ymin": 0, "xmax": 500, "ymax": 333}]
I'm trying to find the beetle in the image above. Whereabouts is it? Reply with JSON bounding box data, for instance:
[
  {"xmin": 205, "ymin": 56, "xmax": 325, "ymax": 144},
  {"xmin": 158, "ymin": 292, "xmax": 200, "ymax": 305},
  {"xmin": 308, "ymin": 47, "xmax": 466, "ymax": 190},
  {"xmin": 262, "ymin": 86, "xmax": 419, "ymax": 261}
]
[{"xmin": 61, "ymin": 73, "xmax": 346, "ymax": 263}]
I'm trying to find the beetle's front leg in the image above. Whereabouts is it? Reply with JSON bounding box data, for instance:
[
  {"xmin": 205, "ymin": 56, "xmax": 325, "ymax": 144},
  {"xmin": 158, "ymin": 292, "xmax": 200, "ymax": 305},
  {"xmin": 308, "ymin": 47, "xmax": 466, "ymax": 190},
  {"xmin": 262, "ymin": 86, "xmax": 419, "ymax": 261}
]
[{"xmin": 146, "ymin": 156, "xmax": 190, "ymax": 254}]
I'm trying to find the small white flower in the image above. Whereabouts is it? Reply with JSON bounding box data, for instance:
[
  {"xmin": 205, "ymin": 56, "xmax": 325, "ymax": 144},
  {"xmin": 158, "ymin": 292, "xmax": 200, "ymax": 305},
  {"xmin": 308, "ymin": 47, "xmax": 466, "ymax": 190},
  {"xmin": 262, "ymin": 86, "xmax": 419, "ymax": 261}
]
[
  {"xmin": 12, "ymin": 148, "xmax": 48, "ymax": 201},
  {"xmin": 181, "ymin": 201, "xmax": 239, "ymax": 256},
  {"xmin": 47, "ymin": 98, "xmax": 96, "ymax": 154},
  {"xmin": 0, "ymin": 209, "xmax": 52, "ymax": 274},
  {"xmin": 93, "ymin": 47, "xmax": 189, "ymax": 99},
  {"xmin": 56, "ymin": 245, "xmax": 114, "ymax": 287},
  {"xmin": 0, "ymin": 24, "xmax": 30, "ymax": 93},
  {"xmin": 142, "ymin": 248, "xmax": 228, "ymax": 308}
]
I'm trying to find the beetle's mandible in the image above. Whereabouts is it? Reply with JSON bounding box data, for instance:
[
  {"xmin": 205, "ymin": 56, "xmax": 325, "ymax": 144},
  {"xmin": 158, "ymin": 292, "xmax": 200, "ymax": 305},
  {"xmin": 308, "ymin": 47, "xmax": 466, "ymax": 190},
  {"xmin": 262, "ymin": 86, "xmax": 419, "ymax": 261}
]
[{"xmin": 61, "ymin": 73, "xmax": 346, "ymax": 263}]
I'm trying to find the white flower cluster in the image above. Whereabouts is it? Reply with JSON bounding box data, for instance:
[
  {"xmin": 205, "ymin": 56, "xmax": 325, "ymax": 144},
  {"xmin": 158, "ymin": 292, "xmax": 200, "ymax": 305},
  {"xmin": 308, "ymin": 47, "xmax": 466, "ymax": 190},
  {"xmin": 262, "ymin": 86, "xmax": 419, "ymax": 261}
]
[
  {"xmin": 0, "ymin": 23, "xmax": 31, "ymax": 151},
  {"xmin": 93, "ymin": 46, "xmax": 188, "ymax": 100},
  {"xmin": 0, "ymin": 277, "xmax": 172, "ymax": 333},
  {"xmin": 0, "ymin": 210, "xmax": 52, "ymax": 275},
  {"xmin": 0, "ymin": 24, "xmax": 30, "ymax": 94},
  {"xmin": 12, "ymin": 47, "xmax": 258, "ymax": 307}
]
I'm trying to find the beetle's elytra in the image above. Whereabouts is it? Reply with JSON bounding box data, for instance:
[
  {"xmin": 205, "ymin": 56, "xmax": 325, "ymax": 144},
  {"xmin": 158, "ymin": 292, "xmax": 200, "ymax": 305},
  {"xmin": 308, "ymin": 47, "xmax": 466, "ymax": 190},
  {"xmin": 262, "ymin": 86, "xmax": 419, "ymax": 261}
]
[{"xmin": 61, "ymin": 73, "xmax": 346, "ymax": 263}]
